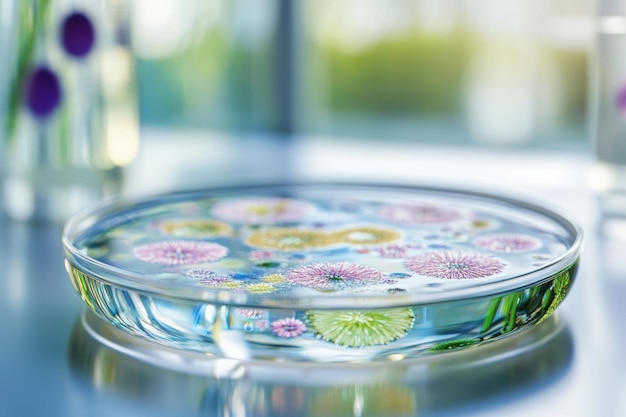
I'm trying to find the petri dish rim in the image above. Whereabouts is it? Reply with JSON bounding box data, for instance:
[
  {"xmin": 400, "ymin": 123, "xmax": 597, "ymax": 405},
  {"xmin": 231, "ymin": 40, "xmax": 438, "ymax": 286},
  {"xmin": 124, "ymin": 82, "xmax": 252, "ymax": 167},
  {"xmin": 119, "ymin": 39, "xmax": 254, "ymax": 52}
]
[{"xmin": 62, "ymin": 182, "xmax": 583, "ymax": 309}]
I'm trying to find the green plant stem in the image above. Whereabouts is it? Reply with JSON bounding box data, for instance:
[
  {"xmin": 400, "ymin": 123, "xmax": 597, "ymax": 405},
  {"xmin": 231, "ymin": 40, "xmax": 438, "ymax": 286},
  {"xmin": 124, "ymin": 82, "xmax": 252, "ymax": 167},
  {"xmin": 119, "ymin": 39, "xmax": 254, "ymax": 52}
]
[
  {"xmin": 5, "ymin": 0, "xmax": 51, "ymax": 147},
  {"xmin": 481, "ymin": 296, "xmax": 502, "ymax": 333},
  {"xmin": 503, "ymin": 292, "xmax": 522, "ymax": 333},
  {"xmin": 542, "ymin": 287, "xmax": 555, "ymax": 312}
]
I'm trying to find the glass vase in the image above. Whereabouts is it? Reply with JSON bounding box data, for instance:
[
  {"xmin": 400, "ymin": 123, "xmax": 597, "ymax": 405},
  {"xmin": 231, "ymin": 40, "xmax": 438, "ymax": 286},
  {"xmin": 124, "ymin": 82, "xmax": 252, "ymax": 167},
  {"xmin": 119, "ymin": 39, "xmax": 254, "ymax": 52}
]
[{"xmin": 1, "ymin": 0, "xmax": 139, "ymax": 222}]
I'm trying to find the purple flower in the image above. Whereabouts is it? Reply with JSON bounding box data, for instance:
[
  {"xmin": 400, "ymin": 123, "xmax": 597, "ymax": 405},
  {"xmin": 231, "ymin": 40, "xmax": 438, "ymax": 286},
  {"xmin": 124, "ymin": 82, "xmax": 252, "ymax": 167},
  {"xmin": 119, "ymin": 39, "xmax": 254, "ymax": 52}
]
[
  {"xmin": 285, "ymin": 262, "xmax": 384, "ymax": 289},
  {"xmin": 378, "ymin": 203, "xmax": 464, "ymax": 224},
  {"xmin": 25, "ymin": 66, "xmax": 62, "ymax": 118},
  {"xmin": 405, "ymin": 250, "xmax": 505, "ymax": 279},
  {"xmin": 133, "ymin": 240, "xmax": 228, "ymax": 265},
  {"xmin": 61, "ymin": 11, "xmax": 95, "ymax": 58},
  {"xmin": 474, "ymin": 234, "xmax": 541, "ymax": 253},
  {"xmin": 270, "ymin": 318, "xmax": 306, "ymax": 338},
  {"xmin": 212, "ymin": 198, "xmax": 314, "ymax": 224}
]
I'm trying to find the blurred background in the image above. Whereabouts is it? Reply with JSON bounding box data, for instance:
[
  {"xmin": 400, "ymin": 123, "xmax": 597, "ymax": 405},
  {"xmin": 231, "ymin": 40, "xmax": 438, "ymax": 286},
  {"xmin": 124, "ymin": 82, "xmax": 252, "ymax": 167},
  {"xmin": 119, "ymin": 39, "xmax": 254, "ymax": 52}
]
[
  {"xmin": 134, "ymin": 0, "xmax": 590, "ymax": 147},
  {"xmin": 0, "ymin": 0, "xmax": 603, "ymax": 220}
]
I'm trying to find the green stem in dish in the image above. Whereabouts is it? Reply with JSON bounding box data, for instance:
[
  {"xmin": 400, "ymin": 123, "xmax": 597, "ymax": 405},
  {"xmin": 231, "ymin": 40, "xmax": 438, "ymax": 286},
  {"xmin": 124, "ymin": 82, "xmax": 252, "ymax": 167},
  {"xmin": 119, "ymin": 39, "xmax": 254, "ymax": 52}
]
[
  {"xmin": 542, "ymin": 287, "xmax": 555, "ymax": 312},
  {"xmin": 429, "ymin": 337, "xmax": 480, "ymax": 352},
  {"xmin": 525, "ymin": 283, "xmax": 546, "ymax": 315},
  {"xmin": 481, "ymin": 296, "xmax": 502, "ymax": 333},
  {"xmin": 502, "ymin": 292, "xmax": 522, "ymax": 333},
  {"xmin": 538, "ymin": 270, "xmax": 572, "ymax": 324}
]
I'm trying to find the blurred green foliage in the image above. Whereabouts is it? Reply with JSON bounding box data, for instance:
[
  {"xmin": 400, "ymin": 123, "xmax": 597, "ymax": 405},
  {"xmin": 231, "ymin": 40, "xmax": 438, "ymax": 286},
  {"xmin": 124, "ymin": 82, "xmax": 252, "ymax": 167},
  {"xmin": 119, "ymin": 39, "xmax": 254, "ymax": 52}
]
[
  {"xmin": 137, "ymin": 24, "xmax": 588, "ymax": 145},
  {"xmin": 137, "ymin": 32, "xmax": 228, "ymax": 129},
  {"xmin": 326, "ymin": 30, "xmax": 467, "ymax": 117},
  {"xmin": 138, "ymin": 33, "xmax": 279, "ymax": 132},
  {"xmin": 550, "ymin": 49, "xmax": 587, "ymax": 126}
]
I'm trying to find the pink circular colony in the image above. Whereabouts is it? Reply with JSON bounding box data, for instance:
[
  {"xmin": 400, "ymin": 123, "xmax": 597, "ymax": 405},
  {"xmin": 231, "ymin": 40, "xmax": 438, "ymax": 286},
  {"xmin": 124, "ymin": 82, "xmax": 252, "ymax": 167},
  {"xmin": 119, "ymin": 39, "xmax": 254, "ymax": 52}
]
[
  {"xmin": 133, "ymin": 240, "xmax": 228, "ymax": 265},
  {"xmin": 270, "ymin": 318, "xmax": 306, "ymax": 338},
  {"xmin": 378, "ymin": 203, "xmax": 464, "ymax": 224},
  {"xmin": 198, "ymin": 276, "xmax": 232, "ymax": 287},
  {"xmin": 474, "ymin": 233, "xmax": 541, "ymax": 253},
  {"xmin": 285, "ymin": 262, "xmax": 384, "ymax": 289},
  {"xmin": 249, "ymin": 250, "xmax": 273, "ymax": 260},
  {"xmin": 405, "ymin": 250, "xmax": 505, "ymax": 279},
  {"xmin": 211, "ymin": 198, "xmax": 314, "ymax": 224},
  {"xmin": 376, "ymin": 244, "xmax": 408, "ymax": 259}
]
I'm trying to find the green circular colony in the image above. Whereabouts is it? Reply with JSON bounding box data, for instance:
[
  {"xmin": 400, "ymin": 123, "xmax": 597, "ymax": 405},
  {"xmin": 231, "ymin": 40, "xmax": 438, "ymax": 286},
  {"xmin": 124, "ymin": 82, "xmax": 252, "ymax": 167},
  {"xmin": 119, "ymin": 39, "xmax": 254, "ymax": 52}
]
[{"xmin": 306, "ymin": 308, "xmax": 416, "ymax": 347}]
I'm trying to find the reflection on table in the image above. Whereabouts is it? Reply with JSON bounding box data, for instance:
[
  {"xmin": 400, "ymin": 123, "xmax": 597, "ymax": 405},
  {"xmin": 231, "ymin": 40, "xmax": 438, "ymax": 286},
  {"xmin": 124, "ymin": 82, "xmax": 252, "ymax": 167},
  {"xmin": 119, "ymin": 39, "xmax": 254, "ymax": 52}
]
[{"xmin": 69, "ymin": 310, "xmax": 573, "ymax": 417}]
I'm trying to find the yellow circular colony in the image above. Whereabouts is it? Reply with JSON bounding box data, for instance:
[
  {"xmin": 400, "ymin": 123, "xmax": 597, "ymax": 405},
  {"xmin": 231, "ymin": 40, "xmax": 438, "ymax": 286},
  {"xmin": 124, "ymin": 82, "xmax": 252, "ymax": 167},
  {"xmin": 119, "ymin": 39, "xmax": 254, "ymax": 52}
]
[
  {"xmin": 158, "ymin": 219, "xmax": 233, "ymax": 238},
  {"xmin": 247, "ymin": 226, "xmax": 401, "ymax": 250},
  {"xmin": 245, "ymin": 283, "xmax": 276, "ymax": 294},
  {"xmin": 262, "ymin": 273, "xmax": 286, "ymax": 284},
  {"xmin": 333, "ymin": 227, "xmax": 401, "ymax": 245},
  {"xmin": 246, "ymin": 229, "xmax": 333, "ymax": 251}
]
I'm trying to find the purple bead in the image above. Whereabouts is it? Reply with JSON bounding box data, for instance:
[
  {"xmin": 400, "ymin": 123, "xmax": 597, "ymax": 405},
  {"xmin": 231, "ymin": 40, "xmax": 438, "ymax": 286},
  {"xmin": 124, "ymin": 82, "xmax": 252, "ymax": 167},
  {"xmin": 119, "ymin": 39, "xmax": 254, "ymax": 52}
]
[
  {"xmin": 61, "ymin": 11, "xmax": 95, "ymax": 58},
  {"xmin": 25, "ymin": 66, "xmax": 62, "ymax": 118}
]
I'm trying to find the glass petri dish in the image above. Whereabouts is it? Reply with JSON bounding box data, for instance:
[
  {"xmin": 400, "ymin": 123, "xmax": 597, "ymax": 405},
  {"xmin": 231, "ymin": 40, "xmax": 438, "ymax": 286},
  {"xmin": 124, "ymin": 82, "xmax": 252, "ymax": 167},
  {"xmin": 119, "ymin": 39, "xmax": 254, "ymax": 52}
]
[{"xmin": 63, "ymin": 183, "xmax": 582, "ymax": 362}]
